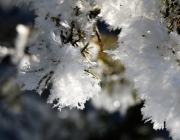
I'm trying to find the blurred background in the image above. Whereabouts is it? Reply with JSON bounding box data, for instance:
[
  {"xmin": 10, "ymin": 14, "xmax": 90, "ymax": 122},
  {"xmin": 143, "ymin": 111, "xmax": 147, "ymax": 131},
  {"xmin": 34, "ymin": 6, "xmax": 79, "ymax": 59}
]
[{"xmin": 0, "ymin": 1, "xmax": 172, "ymax": 140}]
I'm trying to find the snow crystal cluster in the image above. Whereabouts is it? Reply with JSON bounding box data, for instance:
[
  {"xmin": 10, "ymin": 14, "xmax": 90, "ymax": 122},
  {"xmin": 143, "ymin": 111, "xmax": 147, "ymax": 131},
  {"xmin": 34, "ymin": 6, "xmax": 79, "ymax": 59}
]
[
  {"xmin": 10, "ymin": 0, "xmax": 180, "ymax": 139},
  {"xmin": 103, "ymin": 0, "xmax": 180, "ymax": 139},
  {"xmin": 13, "ymin": 0, "xmax": 101, "ymax": 110}
]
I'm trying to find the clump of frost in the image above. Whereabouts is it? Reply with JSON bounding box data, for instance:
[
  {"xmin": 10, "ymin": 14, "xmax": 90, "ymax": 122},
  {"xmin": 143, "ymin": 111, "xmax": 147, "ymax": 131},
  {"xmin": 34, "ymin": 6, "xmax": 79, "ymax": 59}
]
[
  {"xmin": 17, "ymin": 40, "xmax": 101, "ymax": 110},
  {"xmin": 13, "ymin": 0, "xmax": 101, "ymax": 110},
  {"xmin": 96, "ymin": 0, "xmax": 162, "ymax": 30},
  {"xmin": 104, "ymin": 1, "xmax": 180, "ymax": 139}
]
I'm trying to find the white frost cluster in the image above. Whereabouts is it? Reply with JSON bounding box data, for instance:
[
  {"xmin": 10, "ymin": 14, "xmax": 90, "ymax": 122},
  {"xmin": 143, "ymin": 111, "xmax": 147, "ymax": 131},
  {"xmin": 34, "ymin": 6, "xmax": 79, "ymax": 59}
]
[
  {"xmin": 13, "ymin": 0, "xmax": 101, "ymax": 110},
  {"xmin": 104, "ymin": 0, "xmax": 180, "ymax": 139}
]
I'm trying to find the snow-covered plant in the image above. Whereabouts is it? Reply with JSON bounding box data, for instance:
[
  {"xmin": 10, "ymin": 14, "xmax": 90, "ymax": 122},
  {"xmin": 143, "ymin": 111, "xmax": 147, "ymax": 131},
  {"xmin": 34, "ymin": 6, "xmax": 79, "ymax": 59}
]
[
  {"xmin": 10, "ymin": 0, "xmax": 180, "ymax": 139},
  {"xmin": 13, "ymin": 0, "xmax": 102, "ymax": 110},
  {"xmin": 102, "ymin": 0, "xmax": 180, "ymax": 139}
]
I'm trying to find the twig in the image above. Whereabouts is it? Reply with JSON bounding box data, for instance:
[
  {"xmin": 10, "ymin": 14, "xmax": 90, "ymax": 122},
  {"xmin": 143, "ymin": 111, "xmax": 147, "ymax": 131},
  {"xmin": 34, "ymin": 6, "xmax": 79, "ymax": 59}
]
[
  {"xmin": 81, "ymin": 42, "xmax": 90, "ymax": 53},
  {"xmin": 84, "ymin": 69, "xmax": 100, "ymax": 79},
  {"xmin": 94, "ymin": 25, "xmax": 104, "ymax": 52}
]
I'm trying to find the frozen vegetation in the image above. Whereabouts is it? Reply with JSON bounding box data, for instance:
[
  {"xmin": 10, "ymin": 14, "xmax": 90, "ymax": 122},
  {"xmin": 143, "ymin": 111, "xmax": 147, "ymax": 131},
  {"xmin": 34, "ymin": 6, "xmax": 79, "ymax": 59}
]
[{"xmin": 0, "ymin": 0, "xmax": 180, "ymax": 139}]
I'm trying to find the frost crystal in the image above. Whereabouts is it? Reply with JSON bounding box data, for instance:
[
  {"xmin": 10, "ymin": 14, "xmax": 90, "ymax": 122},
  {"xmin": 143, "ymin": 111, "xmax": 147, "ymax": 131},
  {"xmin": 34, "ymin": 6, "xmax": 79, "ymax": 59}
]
[
  {"xmin": 105, "ymin": 0, "xmax": 180, "ymax": 139},
  {"xmin": 15, "ymin": 0, "xmax": 101, "ymax": 110}
]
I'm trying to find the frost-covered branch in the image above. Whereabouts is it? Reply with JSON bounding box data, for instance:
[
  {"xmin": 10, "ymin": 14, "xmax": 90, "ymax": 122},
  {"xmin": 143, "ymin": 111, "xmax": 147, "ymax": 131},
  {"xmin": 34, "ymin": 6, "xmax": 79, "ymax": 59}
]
[
  {"xmin": 13, "ymin": 0, "xmax": 102, "ymax": 110},
  {"xmin": 103, "ymin": 0, "xmax": 180, "ymax": 139},
  {"xmin": 9, "ymin": 0, "xmax": 180, "ymax": 139}
]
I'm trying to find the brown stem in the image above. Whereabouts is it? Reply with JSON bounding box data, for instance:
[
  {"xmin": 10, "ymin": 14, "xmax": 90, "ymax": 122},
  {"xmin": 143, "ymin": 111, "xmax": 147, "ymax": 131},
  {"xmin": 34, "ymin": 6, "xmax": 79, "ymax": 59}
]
[{"xmin": 94, "ymin": 25, "xmax": 104, "ymax": 52}]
